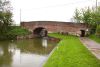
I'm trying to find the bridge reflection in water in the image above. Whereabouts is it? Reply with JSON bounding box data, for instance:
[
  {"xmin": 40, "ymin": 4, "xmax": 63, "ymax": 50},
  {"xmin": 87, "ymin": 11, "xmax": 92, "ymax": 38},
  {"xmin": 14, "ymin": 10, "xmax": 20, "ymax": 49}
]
[
  {"xmin": 0, "ymin": 37, "xmax": 59, "ymax": 67},
  {"xmin": 42, "ymin": 38, "xmax": 47, "ymax": 48}
]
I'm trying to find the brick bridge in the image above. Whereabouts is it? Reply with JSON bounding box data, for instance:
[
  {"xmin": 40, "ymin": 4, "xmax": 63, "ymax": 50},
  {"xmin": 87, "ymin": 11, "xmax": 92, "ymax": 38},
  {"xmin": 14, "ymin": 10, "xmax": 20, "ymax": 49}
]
[{"xmin": 21, "ymin": 21, "xmax": 87, "ymax": 37}]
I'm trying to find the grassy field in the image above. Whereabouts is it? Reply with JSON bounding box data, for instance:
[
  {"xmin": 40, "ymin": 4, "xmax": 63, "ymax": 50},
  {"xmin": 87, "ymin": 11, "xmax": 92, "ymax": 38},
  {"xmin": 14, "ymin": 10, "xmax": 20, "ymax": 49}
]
[
  {"xmin": 89, "ymin": 35, "xmax": 100, "ymax": 43},
  {"xmin": 44, "ymin": 33, "xmax": 100, "ymax": 67}
]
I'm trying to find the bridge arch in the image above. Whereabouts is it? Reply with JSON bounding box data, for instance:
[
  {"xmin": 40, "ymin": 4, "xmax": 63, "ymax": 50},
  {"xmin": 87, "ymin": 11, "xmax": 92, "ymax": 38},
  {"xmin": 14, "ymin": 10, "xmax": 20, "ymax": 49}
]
[{"xmin": 33, "ymin": 27, "xmax": 47, "ymax": 37}]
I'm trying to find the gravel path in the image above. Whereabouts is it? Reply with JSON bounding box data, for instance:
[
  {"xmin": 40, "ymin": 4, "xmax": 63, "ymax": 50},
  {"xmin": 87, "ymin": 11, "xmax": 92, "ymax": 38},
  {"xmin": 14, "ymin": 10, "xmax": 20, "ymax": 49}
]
[{"xmin": 80, "ymin": 37, "xmax": 100, "ymax": 59}]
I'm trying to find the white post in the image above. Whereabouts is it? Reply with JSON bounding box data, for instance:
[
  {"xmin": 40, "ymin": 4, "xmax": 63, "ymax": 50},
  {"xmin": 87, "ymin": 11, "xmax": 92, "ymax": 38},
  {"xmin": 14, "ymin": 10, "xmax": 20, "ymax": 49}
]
[
  {"xmin": 20, "ymin": 9, "xmax": 21, "ymax": 24},
  {"xmin": 96, "ymin": 0, "xmax": 98, "ymax": 9}
]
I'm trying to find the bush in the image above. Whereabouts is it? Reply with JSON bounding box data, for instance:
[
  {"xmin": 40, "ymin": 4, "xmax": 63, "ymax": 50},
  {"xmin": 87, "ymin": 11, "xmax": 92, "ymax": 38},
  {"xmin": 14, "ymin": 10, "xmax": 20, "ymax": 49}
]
[
  {"xmin": 96, "ymin": 25, "xmax": 100, "ymax": 36},
  {"xmin": 0, "ymin": 26, "xmax": 31, "ymax": 40},
  {"xmin": 8, "ymin": 26, "xmax": 30, "ymax": 35},
  {"xmin": 90, "ymin": 28, "xmax": 96, "ymax": 34}
]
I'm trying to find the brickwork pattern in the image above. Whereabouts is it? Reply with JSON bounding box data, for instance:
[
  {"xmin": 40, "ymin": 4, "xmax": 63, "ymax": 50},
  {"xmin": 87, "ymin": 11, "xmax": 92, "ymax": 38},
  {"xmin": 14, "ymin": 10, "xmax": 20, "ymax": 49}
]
[{"xmin": 21, "ymin": 21, "xmax": 87, "ymax": 34}]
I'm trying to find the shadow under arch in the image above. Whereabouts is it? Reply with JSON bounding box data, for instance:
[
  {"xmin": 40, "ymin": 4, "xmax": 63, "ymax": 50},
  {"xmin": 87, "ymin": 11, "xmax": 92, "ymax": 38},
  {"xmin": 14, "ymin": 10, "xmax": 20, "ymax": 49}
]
[
  {"xmin": 80, "ymin": 30, "xmax": 85, "ymax": 37},
  {"xmin": 33, "ymin": 27, "xmax": 48, "ymax": 37}
]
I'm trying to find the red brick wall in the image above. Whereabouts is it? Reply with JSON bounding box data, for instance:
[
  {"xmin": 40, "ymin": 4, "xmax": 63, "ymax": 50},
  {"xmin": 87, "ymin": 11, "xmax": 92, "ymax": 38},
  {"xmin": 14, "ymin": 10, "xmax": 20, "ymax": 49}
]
[{"xmin": 21, "ymin": 21, "xmax": 87, "ymax": 34}]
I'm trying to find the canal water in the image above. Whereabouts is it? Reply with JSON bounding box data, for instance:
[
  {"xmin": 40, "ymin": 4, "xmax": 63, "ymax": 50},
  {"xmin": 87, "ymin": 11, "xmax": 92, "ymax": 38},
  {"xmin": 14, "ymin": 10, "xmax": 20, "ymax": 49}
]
[{"xmin": 0, "ymin": 37, "xmax": 59, "ymax": 67}]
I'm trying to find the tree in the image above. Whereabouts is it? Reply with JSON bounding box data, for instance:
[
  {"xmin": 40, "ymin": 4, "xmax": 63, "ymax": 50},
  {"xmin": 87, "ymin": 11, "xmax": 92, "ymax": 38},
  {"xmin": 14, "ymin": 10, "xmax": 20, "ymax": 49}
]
[
  {"xmin": 73, "ymin": 9, "xmax": 82, "ymax": 23},
  {"xmin": 0, "ymin": 0, "xmax": 12, "ymax": 35},
  {"xmin": 73, "ymin": 7, "xmax": 100, "ymax": 28},
  {"xmin": 81, "ymin": 8, "xmax": 94, "ymax": 27},
  {"xmin": 73, "ymin": 7, "xmax": 100, "ymax": 34},
  {"xmin": 0, "ymin": 0, "xmax": 11, "ymax": 12},
  {"xmin": 74, "ymin": 8, "xmax": 93, "ymax": 26}
]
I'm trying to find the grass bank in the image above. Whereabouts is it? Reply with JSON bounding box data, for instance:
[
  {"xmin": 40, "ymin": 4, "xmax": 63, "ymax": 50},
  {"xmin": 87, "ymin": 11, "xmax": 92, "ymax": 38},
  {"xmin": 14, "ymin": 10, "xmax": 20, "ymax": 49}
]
[
  {"xmin": 44, "ymin": 33, "xmax": 100, "ymax": 67},
  {"xmin": 89, "ymin": 35, "xmax": 100, "ymax": 43}
]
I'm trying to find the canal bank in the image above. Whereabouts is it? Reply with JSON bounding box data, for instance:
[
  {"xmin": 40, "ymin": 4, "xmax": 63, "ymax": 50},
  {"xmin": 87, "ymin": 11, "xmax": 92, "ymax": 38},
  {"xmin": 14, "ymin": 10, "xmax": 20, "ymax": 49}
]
[
  {"xmin": 42, "ymin": 38, "xmax": 61, "ymax": 66},
  {"xmin": 43, "ymin": 33, "xmax": 100, "ymax": 67}
]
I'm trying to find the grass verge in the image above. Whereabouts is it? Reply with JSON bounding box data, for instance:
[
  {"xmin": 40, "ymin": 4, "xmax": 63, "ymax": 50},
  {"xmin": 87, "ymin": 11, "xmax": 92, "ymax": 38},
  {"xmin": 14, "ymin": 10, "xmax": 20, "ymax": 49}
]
[
  {"xmin": 89, "ymin": 35, "xmax": 100, "ymax": 43},
  {"xmin": 44, "ymin": 33, "xmax": 100, "ymax": 67}
]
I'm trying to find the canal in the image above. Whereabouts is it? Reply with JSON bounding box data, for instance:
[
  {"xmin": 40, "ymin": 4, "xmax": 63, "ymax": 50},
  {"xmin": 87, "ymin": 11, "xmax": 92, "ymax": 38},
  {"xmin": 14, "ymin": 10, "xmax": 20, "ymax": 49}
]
[{"xmin": 0, "ymin": 37, "xmax": 59, "ymax": 67}]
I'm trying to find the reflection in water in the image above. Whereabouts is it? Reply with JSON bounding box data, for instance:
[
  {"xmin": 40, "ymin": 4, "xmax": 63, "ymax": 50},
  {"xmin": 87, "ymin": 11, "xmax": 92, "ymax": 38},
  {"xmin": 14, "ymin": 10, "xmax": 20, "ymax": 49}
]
[
  {"xmin": 42, "ymin": 38, "xmax": 47, "ymax": 48},
  {"xmin": 0, "ymin": 48, "xmax": 3, "ymax": 56},
  {"xmin": 0, "ymin": 42, "xmax": 12, "ymax": 67},
  {"xmin": 0, "ymin": 38, "xmax": 58, "ymax": 67}
]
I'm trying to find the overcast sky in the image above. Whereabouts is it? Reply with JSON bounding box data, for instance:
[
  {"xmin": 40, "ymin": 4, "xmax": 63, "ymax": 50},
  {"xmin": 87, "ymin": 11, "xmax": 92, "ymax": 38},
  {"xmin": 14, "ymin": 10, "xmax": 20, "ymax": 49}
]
[{"xmin": 10, "ymin": 0, "xmax": 100, "ymax": 24}]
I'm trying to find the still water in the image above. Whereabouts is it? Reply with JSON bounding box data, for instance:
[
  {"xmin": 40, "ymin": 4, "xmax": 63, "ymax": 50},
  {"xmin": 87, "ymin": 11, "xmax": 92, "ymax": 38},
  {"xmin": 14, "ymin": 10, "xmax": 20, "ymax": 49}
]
[{"xmin": 0, "ymin": 37, "xmax": 58, "ymax": 67}]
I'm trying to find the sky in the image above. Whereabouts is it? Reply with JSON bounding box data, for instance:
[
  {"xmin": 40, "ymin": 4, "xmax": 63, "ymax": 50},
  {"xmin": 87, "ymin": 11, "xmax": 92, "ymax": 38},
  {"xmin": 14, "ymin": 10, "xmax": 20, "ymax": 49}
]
[{"xmin": 10, "ymin": 0, "xmax": 100, "ymax": 24}]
